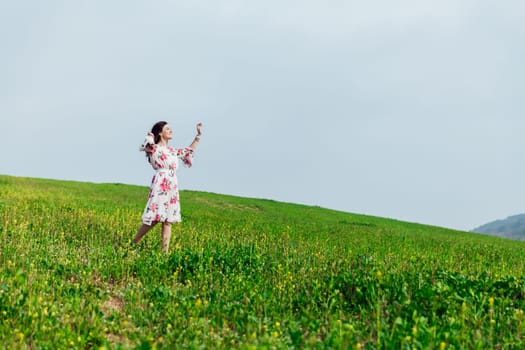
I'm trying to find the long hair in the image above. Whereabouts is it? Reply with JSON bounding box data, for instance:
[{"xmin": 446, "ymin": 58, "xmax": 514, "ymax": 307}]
[{"xmin": 151, "ymin": 121, "xmax": 168, "ymax": 144}]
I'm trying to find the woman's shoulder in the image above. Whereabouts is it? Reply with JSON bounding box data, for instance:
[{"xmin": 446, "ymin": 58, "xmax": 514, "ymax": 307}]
[{"xmin": 148, "ymin": 144, "xmax": 158, "ymax": 153}]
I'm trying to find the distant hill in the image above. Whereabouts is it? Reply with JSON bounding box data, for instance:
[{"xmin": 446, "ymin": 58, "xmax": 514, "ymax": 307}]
[{"xmin": 472, "ymin": 214, "xmax": 525, "ymax": 240}]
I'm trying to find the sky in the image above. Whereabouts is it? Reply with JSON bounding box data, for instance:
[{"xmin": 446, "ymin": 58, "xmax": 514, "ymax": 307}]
[{"xmin": 2, "ymin": 0, "xmax": 525, "ymax": 231}]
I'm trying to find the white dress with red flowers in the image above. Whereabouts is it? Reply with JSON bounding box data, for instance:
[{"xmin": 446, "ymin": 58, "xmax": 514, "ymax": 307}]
[{"xmin": 139, "ymin": 135, "xmax": 194, "ymax": 225}]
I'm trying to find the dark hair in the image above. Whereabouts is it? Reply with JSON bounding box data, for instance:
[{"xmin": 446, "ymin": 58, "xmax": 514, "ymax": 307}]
[{"xmin": 151, "ymin": 121, "xmax": 168, "ymax": 144}]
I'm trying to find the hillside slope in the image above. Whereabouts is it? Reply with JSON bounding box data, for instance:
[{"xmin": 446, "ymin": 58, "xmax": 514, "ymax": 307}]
[
  {"xmin": 1, "ymin": 174, "xmax": 525, "ymax": 349},
  {"xmin": 472, "ymin": 214, "xmax": 525, "ymax": 241}
]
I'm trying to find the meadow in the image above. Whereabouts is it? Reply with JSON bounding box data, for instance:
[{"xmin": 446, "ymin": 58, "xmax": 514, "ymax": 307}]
[{"xmin": 1, "ymin": 174, "xmax": 525, "ymax": 349}]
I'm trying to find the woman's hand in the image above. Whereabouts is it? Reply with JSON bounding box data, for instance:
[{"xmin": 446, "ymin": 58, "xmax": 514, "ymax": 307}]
[
  {"xmin": 140, "ymin": 132, "xmax": 155, "ymax": 151},
  {"xmin": 196, "ymin": 122, "xmax": 203, "ymax": 136}
]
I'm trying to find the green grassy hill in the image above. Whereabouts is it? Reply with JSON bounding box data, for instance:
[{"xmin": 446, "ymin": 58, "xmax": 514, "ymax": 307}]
[{"xmin": 1, "ymin": 175, "xmax": 525, "ymax": 349}]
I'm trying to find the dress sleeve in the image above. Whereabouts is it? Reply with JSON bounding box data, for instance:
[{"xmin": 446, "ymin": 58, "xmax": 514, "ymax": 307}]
[
  {"xmin": 177, "ymin": 147, "xmax": 194, "ymax": 167},
  {"xmin": 139, "ymin": 135, "xmax": 155, "ymax": 154}
]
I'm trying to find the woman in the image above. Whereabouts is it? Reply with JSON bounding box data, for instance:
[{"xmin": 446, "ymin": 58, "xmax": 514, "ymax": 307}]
[{"xmin": 134, "ymin": 121, "xmax": 202, "ymax": 252}]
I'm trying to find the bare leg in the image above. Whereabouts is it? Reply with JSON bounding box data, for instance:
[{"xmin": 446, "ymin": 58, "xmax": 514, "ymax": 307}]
[
  {"xmin": 134, "ymin": 222, "xmax": 157, "ymax": 244},
  {"xmin": 161, "ymin": 222, "xmax": 172, "ymax": 253}
]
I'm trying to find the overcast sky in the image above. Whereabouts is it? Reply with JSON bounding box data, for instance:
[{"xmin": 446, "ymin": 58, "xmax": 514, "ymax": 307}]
[{"xmin": 2, "ymin": 0, "xmax": 525, "ymax": 231}]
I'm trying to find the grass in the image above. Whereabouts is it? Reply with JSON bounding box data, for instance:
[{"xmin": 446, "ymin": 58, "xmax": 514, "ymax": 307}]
[{"xmin": 1, "ymin": 174, "xmax": 525, "ymax": 349}]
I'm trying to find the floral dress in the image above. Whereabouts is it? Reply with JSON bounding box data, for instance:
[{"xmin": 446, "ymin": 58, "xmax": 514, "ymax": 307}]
[{"xmin": 139, "ymin": 135, "xmax": 194, "ymax": 225}]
